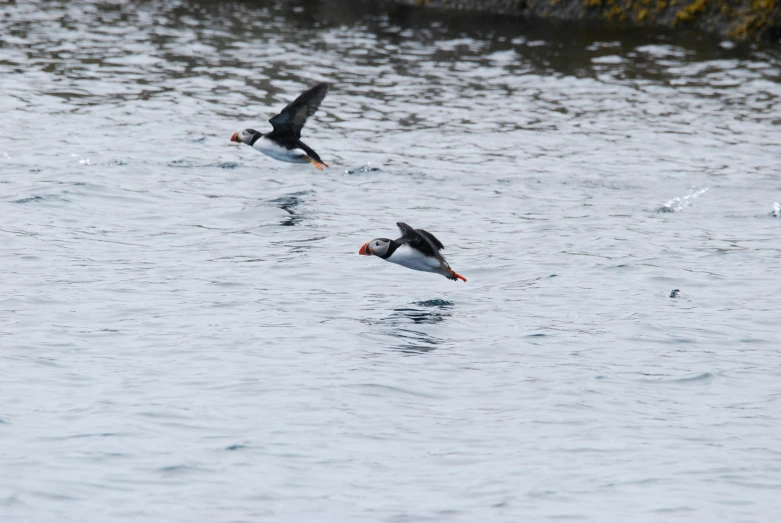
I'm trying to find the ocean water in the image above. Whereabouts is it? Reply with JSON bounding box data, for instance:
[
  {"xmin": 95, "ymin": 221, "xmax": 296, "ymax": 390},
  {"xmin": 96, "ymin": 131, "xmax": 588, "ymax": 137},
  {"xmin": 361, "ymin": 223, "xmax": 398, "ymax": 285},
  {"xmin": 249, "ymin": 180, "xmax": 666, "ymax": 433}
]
[{"xmin": 1, "ymin": 1, "xmax": 781, "ymax": 521}]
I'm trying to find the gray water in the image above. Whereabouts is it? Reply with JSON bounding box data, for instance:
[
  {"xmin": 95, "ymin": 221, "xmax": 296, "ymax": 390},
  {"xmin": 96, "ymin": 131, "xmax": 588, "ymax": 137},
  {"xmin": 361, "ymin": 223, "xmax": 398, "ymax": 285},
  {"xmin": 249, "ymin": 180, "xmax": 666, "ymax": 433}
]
[{"xmin": 2, "ymin": 0, "xmax": 781, "ymax": 521}]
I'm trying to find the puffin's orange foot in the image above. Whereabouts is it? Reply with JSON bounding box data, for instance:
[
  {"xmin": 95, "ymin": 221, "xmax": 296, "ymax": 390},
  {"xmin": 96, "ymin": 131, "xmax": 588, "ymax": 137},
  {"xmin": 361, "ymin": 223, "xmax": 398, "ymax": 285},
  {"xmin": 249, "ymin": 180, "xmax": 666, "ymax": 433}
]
[
  {"xmin": 305, "ymin": 157, "xmax": 324, "ymax": 170},
  {"xmin": 449, "ymin": 269, "xmax": 467, "ymax": 282}
]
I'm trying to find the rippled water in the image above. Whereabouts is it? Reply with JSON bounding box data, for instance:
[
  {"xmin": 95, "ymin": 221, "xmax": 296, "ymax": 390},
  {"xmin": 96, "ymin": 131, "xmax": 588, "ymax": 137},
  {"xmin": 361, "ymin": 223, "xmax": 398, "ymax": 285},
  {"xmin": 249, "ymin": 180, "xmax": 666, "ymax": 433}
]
[{"xmin": 2, "ymin": 1, "xmax": 781, "ymax": 521}]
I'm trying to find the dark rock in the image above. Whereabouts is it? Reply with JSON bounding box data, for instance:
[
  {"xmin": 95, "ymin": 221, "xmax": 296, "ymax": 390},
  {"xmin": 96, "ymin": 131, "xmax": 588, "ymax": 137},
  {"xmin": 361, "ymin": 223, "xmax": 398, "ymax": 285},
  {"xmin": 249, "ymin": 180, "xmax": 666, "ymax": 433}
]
[{"xmin": 390, "ymin": 0, "xmax": 781, "ymax": 41}]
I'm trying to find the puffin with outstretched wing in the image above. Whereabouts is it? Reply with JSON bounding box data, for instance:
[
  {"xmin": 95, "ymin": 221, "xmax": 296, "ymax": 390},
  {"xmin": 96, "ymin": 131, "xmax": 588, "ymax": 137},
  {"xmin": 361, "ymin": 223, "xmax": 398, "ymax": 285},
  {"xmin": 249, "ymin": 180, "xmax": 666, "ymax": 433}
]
[
  {"xmin": 230, "ymin": 83, "xmax": 329, "ymax": 170},
  {"xmin": 359, "ymin": 223, "xmax": 467, "ymax": 282}
]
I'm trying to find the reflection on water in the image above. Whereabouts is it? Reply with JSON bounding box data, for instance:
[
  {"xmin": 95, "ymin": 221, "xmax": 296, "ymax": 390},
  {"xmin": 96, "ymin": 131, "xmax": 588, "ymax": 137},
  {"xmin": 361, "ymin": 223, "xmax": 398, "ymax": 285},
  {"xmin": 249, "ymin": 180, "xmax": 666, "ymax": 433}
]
[
  {"xmin": 268, "ymin": 190, "xmax": 313, "ymax": 227},
  {"xmin": 381, "ymin": 299, "xmax": 454, "ymax": 353},
  {"xmin": 395, "ymin": 299, "xmax": 453, "ymax": 325}
]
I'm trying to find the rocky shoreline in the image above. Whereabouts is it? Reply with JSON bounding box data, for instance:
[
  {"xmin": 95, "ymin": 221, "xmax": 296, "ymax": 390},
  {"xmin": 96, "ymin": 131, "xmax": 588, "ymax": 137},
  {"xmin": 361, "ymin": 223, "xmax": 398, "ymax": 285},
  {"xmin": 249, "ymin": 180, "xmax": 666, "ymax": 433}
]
[{"xmin": 391, "ymin": 0, "xmax": 781, "ymax": 41}]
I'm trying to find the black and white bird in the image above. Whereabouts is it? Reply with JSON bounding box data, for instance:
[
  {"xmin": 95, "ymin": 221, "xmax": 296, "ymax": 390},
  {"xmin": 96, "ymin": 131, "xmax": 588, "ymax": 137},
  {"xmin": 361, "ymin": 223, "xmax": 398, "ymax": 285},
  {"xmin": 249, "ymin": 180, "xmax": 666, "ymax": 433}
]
[
  {"xmin": 230, "ymin": 83, "xmax": 329, "ymax": 170},
  {"xmin": 359, "ymin": 222, "xmax": 467, "ymax": 282}
]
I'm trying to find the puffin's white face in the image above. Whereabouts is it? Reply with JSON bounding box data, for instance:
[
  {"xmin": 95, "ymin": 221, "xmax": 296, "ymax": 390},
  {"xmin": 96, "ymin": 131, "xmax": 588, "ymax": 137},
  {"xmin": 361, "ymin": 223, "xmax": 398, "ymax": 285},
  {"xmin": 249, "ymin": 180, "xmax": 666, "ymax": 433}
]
[
  {"xmin": 359, "ymin": 238, "xmax": 390, "ymax": 257},
  {"xmin": 230, "ymin": 128, "xmax": 260, "ymax": 145}
]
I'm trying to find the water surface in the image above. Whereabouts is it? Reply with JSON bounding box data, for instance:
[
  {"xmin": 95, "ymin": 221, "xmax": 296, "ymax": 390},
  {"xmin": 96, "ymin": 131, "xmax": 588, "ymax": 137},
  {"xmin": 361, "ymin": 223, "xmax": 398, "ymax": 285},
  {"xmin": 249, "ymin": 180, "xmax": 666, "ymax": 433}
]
[{"xmin": 2, "ymin": 1, "xmax": 781, "ymax": 521}]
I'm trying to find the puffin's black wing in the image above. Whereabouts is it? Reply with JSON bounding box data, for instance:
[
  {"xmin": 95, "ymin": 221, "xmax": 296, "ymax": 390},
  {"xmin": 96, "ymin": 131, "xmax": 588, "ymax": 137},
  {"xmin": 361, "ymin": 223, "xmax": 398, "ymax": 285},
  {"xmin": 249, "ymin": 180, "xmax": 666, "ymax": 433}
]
[
  {"xmin": 416, "ymin": 229, "xmax": 445, "ymax": 251},
  {"xmin": 396, "ymin": 222, "xmax": 443, "ymax": 259},
  {"xmin": 267, "ymin": 83, "xmax": 328, "ymax": 141}
]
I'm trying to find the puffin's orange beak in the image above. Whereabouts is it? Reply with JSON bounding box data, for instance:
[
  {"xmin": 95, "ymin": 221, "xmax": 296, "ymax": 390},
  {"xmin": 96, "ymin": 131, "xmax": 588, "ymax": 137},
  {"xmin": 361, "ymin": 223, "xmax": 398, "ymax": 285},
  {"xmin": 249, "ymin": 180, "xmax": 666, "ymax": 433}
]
[
  {"xmin": 358, "ymin": 242, "xmax": 371, "ymax": 256},
  {"xmin": 230, "ymin": 132, "xmax": 239, "ymax": 142}
]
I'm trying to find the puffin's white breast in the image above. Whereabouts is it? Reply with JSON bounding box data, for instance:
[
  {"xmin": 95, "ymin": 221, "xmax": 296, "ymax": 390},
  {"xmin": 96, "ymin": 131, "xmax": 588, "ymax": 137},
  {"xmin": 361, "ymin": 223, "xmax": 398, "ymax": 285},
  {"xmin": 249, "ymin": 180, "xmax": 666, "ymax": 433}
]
[
  {"xmin": 386, "ymin": 244, "xmax": 441, "ymax": 273},
  {"xmin": 252, "ymin": 136, "xmax": 308, "ymax": 164}
]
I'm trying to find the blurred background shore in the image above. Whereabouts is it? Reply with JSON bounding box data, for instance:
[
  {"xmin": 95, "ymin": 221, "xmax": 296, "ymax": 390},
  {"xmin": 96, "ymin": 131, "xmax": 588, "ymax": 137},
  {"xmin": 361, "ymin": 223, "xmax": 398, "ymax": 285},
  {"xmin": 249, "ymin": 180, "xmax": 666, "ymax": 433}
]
[{"xmin": 389, "ymin": 0, "xmax": 781, "ymax": 41}]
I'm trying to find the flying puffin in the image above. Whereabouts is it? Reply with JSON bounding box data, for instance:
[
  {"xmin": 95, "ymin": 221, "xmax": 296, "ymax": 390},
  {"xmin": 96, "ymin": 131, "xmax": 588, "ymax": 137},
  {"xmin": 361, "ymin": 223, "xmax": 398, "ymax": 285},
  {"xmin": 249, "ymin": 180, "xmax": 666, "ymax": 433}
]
[
  {"xmin": 230, "ymin": 83, "xmax": 329, "ymax": 170},
  {"xmin": 359, "ymin": 222, "xmax": 467, "ymax": 282}
]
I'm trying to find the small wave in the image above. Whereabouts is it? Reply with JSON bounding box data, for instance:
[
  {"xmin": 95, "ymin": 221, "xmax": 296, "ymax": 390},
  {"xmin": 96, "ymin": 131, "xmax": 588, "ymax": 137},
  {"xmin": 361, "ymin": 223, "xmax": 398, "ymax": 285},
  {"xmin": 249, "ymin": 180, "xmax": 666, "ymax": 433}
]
[
  {"xmin": 344, "ymin": 164, "xmax": 380, "ymax": 175},
  {"xmin": 582, "ymin": 180, "xmax": 639, "ymax": 191},
  {"xmin": 771, "ymin": 202, "xmax": 780, "ymax": 217},
  {"xmin": 169, "ymin": 160, "xmax": 239, "ymax": 169},
  {"xmin": 668, "ymin": 372, "xmax": 712, "ymax": 383},
  {"xmin": 349, "ymin": 383, "xmax": 440, "ymax": 398},
  {"xmin": 13, "ymin": 196, "xmax": 44, "ymax": 204},
  {"xmin": 70, "ymin": 153, "xmax": 91, "ymax": 165},
  {"xmin": 656, "ymin": 186, "xmax": 709, "ymax": 213},
  {"xmin": 642, "ymin": 372, "xmax": 713, "ymax": 384},
  {"xmin": 390, "ymin": 325, "xmax": 444, "ymax": 352},
  {"xmin": 158, "ymin": 465, "xmax": 205, "ymax": 474}
]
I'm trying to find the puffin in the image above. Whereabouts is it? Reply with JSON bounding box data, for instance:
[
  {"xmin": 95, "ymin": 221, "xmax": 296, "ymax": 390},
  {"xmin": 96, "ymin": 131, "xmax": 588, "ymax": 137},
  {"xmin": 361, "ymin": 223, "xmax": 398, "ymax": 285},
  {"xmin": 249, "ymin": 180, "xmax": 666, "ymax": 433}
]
[
  {"xmin": 230, "ymin": 83, "xmax": 329, "ymax": 170},
  {"xmin": 359, "ymin": 222, "xmax": 467, "ymax": 282}
]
